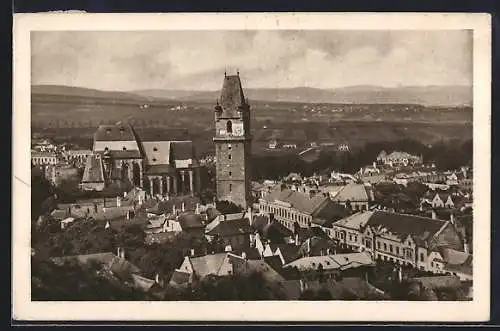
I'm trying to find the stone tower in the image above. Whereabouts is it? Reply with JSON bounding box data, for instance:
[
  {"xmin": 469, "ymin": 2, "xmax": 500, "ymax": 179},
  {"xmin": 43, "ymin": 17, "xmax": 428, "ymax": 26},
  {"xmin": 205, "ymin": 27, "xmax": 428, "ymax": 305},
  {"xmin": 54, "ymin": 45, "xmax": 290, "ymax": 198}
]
[{"xmin": 213, "ymin": 72, "xmax": 252, "ymax": 209}]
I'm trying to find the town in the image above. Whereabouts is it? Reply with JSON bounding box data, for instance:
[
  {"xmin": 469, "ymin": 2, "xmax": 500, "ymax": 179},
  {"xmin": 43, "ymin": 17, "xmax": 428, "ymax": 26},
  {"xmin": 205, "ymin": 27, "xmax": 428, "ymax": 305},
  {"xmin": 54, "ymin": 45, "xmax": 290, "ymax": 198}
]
[{"xmin": 31, "ymin": 73, "xmax": 473, "ymax": 301}]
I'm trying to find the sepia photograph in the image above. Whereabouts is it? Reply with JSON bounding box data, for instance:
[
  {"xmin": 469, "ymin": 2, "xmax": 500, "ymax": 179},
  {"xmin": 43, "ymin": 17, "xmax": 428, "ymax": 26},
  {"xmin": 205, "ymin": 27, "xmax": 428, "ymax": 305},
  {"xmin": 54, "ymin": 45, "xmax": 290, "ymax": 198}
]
[{"xmin": 13, "ymin": 13, "xmax": 491, "ymax": 321}]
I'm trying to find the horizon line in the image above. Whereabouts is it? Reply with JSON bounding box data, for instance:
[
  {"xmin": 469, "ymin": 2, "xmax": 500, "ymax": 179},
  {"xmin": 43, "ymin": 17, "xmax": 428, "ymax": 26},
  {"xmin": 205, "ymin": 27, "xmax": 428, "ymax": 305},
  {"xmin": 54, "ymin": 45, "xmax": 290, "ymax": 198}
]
[{"xmin": 31, "ymin": 83, "xmax": 473, "ymax": 93}]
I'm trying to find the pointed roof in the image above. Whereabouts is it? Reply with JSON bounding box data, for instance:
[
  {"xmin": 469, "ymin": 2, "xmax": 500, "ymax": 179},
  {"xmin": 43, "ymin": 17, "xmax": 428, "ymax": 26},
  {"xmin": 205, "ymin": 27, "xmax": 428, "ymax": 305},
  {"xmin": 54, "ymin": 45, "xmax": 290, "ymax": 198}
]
[
  {"xmin": 218, "ymin": 74, "xmax": 247, "ymax": 117},
  {"xmin": 81, "ymin": 154, "xmax": 104, "ymax": 183}
]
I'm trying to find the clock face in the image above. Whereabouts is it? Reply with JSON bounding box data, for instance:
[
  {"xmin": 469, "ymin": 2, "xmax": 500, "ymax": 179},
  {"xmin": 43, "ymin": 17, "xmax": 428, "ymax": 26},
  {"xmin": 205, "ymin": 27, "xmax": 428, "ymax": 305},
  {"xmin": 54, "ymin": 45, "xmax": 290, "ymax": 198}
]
[{"xmin": 233, "ymin": 124, "xmax": 244, "ymax": 136}]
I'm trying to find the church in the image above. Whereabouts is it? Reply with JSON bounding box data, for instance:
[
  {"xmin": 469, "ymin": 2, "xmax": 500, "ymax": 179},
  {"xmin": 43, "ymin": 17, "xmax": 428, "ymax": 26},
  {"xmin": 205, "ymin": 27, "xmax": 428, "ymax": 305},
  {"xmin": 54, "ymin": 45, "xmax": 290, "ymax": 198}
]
[{"xmin": 80, "ymin": 123, "xmax": 201, "ymax": 197}]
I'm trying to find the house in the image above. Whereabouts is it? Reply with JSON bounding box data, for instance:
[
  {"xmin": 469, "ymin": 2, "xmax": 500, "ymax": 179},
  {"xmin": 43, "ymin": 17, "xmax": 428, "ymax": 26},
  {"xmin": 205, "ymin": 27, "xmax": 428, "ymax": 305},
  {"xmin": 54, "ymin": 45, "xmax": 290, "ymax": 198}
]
[
  {"xmin": 427, "ymin": 247, "xmax": 472, "ymax": 281},
  {"xmin": 331, "ymin": 210, "xmax": 465, "ymax": 271},
  {"xmin": 31, "ymin": 150, "xmax": 58, "ymax": 166},
  {"xmin": 258, "ymin": 185, "xmax": 348, "ymax": 233},
  {"xmin": 378, "ymin": 151, "xmax": 423, "ymax": 167},
  {"xmin": 205, "ymin": 213, "xmax": 252, "ymax": 251},
  {"xmin": 282, "ymin": 251, "xmax": 374, "ymax": 280},
  {"xmin": 251, "ymin": 214, "xmax": 295, "ymax": 245},
  {"xmin": 173, "ymin": 252, "xmax": 246, "ymax": 284},
  {"xmin": 50, "ymin": 250, "xmax": 152, "ymax": 290},
  {"xmin": 331, "ymin": 183, "xmax": 372, "ymax": 212},
  {"xmin": 431, "ymin": 192, "xmax": 456, "ymax": 209}
]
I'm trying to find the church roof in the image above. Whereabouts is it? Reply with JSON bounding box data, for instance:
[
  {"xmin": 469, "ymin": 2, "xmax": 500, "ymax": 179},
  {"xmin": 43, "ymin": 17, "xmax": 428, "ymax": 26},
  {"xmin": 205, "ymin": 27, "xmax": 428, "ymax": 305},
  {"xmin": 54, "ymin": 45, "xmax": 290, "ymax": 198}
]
[
  {"xmin": 94, "ymin": 124, "xmax": 137, "ymax": 141},
  {"xmin": 170, "ymin": 141, "xmax": 196, "ymax": 160},
  {"xmin": 219, "ymin": 75, "xmax": 247, "ymax": 117},
  {"xmin": 81, "ymin": 154, "xmax": 104, "ymax": 183}
]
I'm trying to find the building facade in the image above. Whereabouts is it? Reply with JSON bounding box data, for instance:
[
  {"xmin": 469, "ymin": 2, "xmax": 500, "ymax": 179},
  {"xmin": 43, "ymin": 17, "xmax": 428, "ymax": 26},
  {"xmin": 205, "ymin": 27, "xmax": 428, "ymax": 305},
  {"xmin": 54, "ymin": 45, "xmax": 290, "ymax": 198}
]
[{"xmin": 213, "ymin": 73, "xmax": 252, "ymax": 208}]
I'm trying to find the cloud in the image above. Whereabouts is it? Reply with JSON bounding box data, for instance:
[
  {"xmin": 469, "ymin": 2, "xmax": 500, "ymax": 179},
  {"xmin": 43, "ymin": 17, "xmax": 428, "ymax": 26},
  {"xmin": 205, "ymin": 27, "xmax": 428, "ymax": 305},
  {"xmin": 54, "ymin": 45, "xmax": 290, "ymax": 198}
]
[{"xmin": 31, "ymin": 30, "xmax": 472, "ymax": 90}]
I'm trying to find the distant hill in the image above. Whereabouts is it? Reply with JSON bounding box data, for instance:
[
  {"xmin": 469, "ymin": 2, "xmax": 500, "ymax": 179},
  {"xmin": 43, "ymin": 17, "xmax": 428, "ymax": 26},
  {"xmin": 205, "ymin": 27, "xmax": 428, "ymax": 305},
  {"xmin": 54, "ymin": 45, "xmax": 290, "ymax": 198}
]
[
  {"xmin": 133, "ymin": 85, "xmax": 472, "ymax": 107},
  {"xmin": 32, "ymin": 85, "xmax": 150, "ymax": 101},
  {"xmin": 31, "ymin": 84, "xmax": 472, "ymax": 107}
]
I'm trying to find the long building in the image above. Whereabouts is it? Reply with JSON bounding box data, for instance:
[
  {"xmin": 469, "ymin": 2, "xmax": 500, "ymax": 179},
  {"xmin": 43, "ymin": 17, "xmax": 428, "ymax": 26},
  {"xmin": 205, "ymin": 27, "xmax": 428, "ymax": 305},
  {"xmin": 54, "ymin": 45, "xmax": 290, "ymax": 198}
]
[
  {"xmin": 80, "ymin": 123, "xmax": 202, "ymax": 196},
  {"xmin": 330, "ymin": 210, "xmax": 470, "ymax": 277}
]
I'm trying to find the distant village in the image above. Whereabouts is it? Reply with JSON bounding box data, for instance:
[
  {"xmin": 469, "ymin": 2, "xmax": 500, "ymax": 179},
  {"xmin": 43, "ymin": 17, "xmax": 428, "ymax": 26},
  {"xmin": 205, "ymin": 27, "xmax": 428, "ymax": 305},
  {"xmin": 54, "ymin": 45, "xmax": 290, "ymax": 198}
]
[{"xmin": 31, "ymin": 74, "xmax": 473, "ymax": 301}]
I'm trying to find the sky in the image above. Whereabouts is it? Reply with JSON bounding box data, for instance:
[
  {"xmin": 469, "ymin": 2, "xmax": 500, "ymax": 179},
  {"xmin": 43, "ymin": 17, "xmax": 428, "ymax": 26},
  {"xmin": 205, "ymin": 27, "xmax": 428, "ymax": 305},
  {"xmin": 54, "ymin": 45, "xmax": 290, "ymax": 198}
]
[{"xmin": 31, "ymin": 30, "xmax": 472, "ymax": 91}]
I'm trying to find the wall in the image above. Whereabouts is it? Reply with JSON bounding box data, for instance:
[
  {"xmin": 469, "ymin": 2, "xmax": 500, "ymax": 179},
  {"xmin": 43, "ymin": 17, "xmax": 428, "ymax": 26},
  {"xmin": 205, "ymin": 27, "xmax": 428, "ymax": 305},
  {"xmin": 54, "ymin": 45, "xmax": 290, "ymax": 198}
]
[{"xmin": 216, "ymin": 141, "xmax": 250, "ymax": 208}]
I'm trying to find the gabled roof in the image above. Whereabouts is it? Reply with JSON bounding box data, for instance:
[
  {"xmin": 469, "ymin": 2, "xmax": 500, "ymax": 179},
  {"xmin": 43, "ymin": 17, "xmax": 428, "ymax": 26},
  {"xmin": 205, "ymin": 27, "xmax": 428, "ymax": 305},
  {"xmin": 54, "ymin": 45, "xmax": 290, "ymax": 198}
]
[
  {"xmin": 207, "ymin": 218, "xmax": 251, "ymax": 237},
  {"xmin": 334, "ymin": 210, "xmax": 448, "ymax": 244},
  {"xmin": 81, "ymin": 154, "xmax": 104, "ymax": 183},
  {"xmin": 189, "ymin": 253, "xmax": 230, "ymax": 279},
  {"xmin": 274, "ymin": 244, "xmax": 301, "ymax": 264},
  {"xmin": 94, "ymin": 124, "xmax": 137, "ymax": 141},
  {"xmin": 283, "ymin": 252, "xmax": 373, "ymax": 271},
  {"xmin": 141, "ymin": 141, "xmax": 171, "ymax": 166},
  {"xmin": 169, "ymin": 270, "xmax": 191, "ymax": 287},
  {"xmin": 311, "ymin": 201, "xmax": 349, "ymax": 227},
  {"xmin": 332, "ymin": 183, "xmax": 369, "ymax": 202},
  {"xmin": 170, "ymin": 141, "xmax": 196, "ymax": 160},
  {"xmin": 262, "ymin": 186, "xmax": 328, "ymax": 215}
]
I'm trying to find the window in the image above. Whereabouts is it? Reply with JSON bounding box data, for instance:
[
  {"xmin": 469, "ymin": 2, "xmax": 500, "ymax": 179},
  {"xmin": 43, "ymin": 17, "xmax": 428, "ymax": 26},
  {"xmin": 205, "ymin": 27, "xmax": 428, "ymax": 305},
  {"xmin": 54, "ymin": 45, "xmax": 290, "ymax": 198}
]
[
  {"xmin": 396, "ymin": 247, "xmax": 400, "ymax": 255},
  {"xmin": 228, "ymin": 144, "xmax": 232, "ymax": 150},
  {"xmin": 228, "ymin": 154, "xmax": 232, "ymax": 160},
  {"xmin": 389, "ymin": 244, "xmax": 393, "ymax": 253},
  {"xmin": 229, "ymin": 171, "xmax": 232, "ymax": 176},
  {"xmin": 377, "ymin": 242, "xmax": 380, "ymax": 249},
  {"xmin": 420, "ymin": 253, "xmax": 425, "ymax": 262},
  {"xmin": 229, "ymin": 183, "xmax": 232, "ymax": 192},
  {"xmin": 152, "ymin": 158, "xmax": 157, "ymax": 162},
  {"xmin": 123, "ymin": 147, "xmax": 127, "ymax": 150},
  {"xmin": 383, "ymin": 243, "xmax": 387, "ymax": 251},
  {"xmin": 226, "ymin": 121, "xmax": 233, "ymax": 134},
  {"xmin": 153, "ymin": 147, "xmax": 158, "ymax": 152}
]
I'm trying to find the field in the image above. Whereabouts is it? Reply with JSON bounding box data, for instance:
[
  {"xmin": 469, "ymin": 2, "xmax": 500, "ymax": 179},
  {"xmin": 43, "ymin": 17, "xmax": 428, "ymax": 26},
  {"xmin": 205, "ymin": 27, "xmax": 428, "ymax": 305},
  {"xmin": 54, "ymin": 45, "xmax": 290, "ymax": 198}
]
[{"xmin": 31, "ymin": 89, "xmax": 473, "ymax": 156}]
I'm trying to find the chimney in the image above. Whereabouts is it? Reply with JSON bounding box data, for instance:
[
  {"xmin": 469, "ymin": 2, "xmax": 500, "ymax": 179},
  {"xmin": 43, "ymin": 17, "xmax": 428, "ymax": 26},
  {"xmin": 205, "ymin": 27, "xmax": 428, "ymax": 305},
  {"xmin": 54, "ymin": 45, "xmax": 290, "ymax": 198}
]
[
  {"xmin": 123, "ymin": 191, "xmax": 127, "ymax": 198},
  {"xmin": 117, "ymin": 247, "xmax": 121, "ymax": 257},
  {"xmin": 450, "ymin": 213, "xmax": 455, "ymax": 225},
  {"xmin": 195, "ymin": 203, "xmax": 200, "ymax": 215},
  {"xmin": 295, "ymin": 233, "xmax": 300, "ymax": 246},
  {"xmin": 166, "ymin": 194, "xmax": 170, "ymax": 201},
  {"xmin": 120, "ymin": 248, "xmax": 125, "ymax": 259},
  {"xmin": 105, "ymin": 221, "xmax": 110, "ymax": 229},
  {"xmin": 182, "ymin": 202, "xmax": 185, "ymax": 212},
  {"xmin": 155, "ymin": 273, "xmax": 161, "ymax": 284},
  {"xmin": 247, "ymin": 207, "xmax": 253, "ymax": 226},
  {"xmin": 373, "ymin": 161, "xmax": 377, "ymax": 169},
  {"xmin": 190, "ymin": 248, "xmax": 195, "ymax": 257},
  {"xmin": 431, "ymin": 210, "xmax": 437, "ymax": 220},
  {"xmin": 242, "ymin": 252, "xmax": 247, "ymax": 260},
  {"xmin": 126, "ymin": 210, "xmax": 130, "ymax": 220},
  {"xmin": 172, "ymin": 204, "xmax": 176, "ymax": 215}
]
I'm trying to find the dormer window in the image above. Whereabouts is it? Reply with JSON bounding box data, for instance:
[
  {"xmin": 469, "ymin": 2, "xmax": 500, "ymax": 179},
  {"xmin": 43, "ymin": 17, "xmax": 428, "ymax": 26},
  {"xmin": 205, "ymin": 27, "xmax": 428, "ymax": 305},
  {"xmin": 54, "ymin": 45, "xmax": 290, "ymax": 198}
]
[
  {"xmin": 122, "ymin": 147, "xmax": 127, "ymax": 151},
  {"xmin": 153, "ymin": 147, "xmax": 158, "ymax": 152},
  {"xmin": 152, "ymin": 158, "xmax": 157, "ymax": 162}
]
